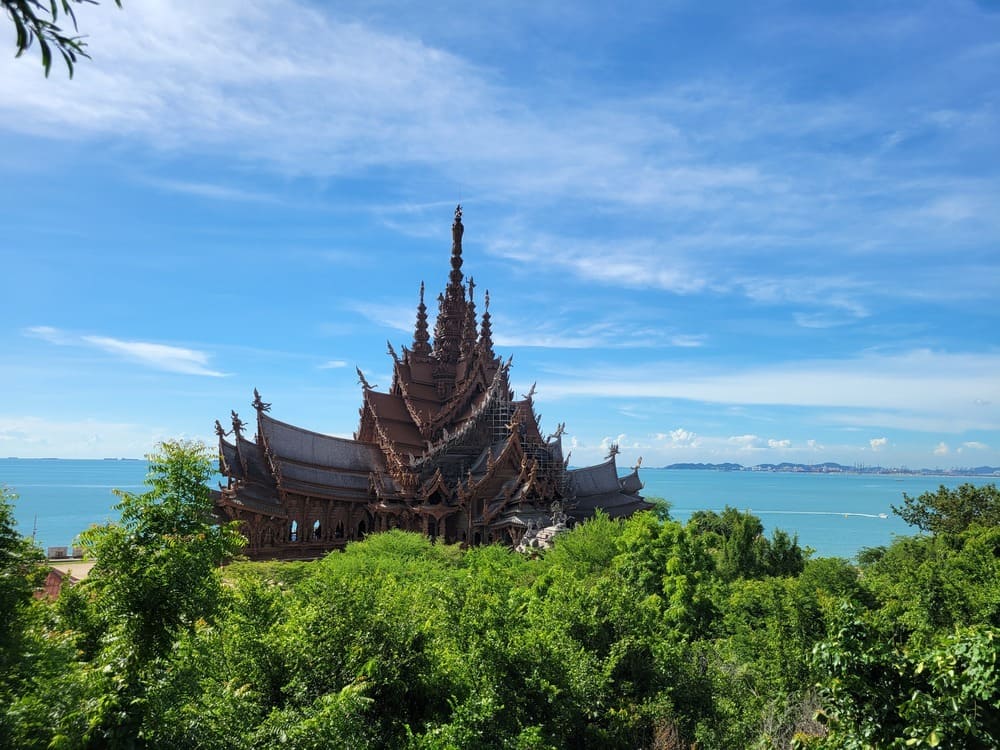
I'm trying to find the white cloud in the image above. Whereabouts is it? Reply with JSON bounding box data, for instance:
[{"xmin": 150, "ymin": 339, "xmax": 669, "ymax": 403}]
[
  {"xmin": 959, "ymin": 441, "xmax": 989, "ymax": 452},
  {"xmin": 81, "ymin": 336, "xmax": 227, "ymax": 377},
  {"xmin": 2, "ymin": 0, "xmax": 994, "ymax": 334},
  {"xmin": 346, "ymin": 302, "xmax": 414, "ymax": 333},
  {"xmin": 319, "ymin": 360, "xmax": 348, "ymax": 369},
  {"xmin": 655, "ymin": 428, "xmax": 700, "ymax": 447},
  {"xmin": 599, "ymin": 434, "xmax": 629, "ymax": 454},
  {"xmin": 24, "ymin": 326, "xmax": 74, "ymax": 345},
  {"xmin": 870, "ymin": 437, "xmax": 889, "ymax": 451},
  {"xmin": 0, "ymin": 416, "xmax": 199, "ymax": 459},
  {"xmin": 768, "ymin": 438, "xmax": 791, "ymax": 449},
  {"xmin": 487, "ymin": 236, "xmax": 710, "ymax": 296},
  {"xmin": 539, "ymin": 350, "xmax": 1000, "ymax": 433},
  {"xmin": 933, "ymin": 442, "xmax": 949, "ymax": 455},
  {"xmin": 669, "ymin": 334, "xmax": 707, "ymax": 348},
  {"xmin": 24, "ymin": 326, "xmax": 225, "ymax": 377},
  {"xmin": 671, "ymin": 428, "xmax": 696, "ymax": 444},
  {"xmin": 729, "ymin": 434, "xmax": 763, "ymax": 451},
  {"xmin": 145, "ymin": 177, "xmax": 279, "ymax": 203}
]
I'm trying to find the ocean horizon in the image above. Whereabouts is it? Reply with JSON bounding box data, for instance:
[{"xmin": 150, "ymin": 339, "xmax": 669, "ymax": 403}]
[{"xmin": 2, "ymin": 458, "xmax": 996, "ymax": 559}]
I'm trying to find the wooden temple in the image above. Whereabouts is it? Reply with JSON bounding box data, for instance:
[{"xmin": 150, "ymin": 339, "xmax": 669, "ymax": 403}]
[{"xmin": 214, "ymin": 207, "xmax": 650, "ymax": 559}]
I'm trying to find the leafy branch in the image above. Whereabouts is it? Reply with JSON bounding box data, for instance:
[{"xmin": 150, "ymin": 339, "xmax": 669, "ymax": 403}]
[{"xmin": 4, "ymin": 0, "xmax": 122, "ymax": 77}]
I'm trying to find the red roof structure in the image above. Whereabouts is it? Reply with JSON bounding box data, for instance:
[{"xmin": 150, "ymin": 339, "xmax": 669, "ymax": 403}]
[{"xmin": 214, "ymin": 207, "xmax": 649, "ymax": 559}]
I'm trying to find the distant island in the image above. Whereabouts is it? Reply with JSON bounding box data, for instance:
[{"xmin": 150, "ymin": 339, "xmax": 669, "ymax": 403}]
[{"xmin": 659, "ymin": 462, "xmax": 1000, "ymax": 477}]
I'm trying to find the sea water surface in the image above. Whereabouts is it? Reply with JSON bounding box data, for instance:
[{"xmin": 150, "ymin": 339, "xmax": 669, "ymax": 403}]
[{"xmin": 2, "ymin": 458, "xmax": 996, "ymax": 559}]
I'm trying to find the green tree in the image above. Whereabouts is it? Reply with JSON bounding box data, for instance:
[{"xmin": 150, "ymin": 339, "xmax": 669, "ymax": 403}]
[
  {"xmin": 808, "ymin": 608, "xmax": 1000, "ymax": 749},
  {"xmin": 0, "ymin": 486, "xmax": 43, "ymax": 662},
  {"xmin": 892, "ymin": 482, "xmax": 1000, "ymax": 535},
  {"xmin": 4, "ymin": 0, "xmax": 122, "ymax": 77},
  {"xmin": 0, "ymin": 486, "xmax": 46, "ymax": 748},
  {"xmin": 72, "ymin": 440, "xmax": 245, "ymax": 747}
]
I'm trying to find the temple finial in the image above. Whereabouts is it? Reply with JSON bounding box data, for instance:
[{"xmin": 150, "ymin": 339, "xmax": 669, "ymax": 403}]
[
  {"xmin": 605, "ymin": 442, "xmax": 620, "ymax": 460},
  {"xmin": 449, "ymin": 204, "xmax": 464, "ymax": 282},
  {"xmin": 252, "ymin": 388, "xmax": 271, "ymax": 413},
  {"xmin": 461, "ymin": 276, "xmax": 478, "ymax": 359},
  {"xmin": 230, "ymin": 410, "xmax": 246, "ymax": 439},
  {"xmin": 356, "ymin": 366, "xmax": 373, "ymax": 391},
  {"xmin": 412, "ymin": 281, "xmax": 431, "ymax": 357},
  {"xmin": 479, "ymin": 289, "xmax": 494, "ymax": 356}
]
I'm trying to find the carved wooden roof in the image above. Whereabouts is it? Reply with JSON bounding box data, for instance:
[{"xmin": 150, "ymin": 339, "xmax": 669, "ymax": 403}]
[{"xmin": 214, "ymin": 207, "xmax": 649, "ymax": 542}]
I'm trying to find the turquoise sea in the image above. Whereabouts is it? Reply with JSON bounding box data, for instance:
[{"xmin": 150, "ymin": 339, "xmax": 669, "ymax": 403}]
[{"xmin": 2, "ymin": 458, "xmax": 996, "ymax": 559}]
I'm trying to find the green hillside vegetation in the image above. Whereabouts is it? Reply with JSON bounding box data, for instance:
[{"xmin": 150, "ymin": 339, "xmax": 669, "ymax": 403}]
[{"xmin": 1, "ymin": 442, "xmax": 998, "ymax": 748}]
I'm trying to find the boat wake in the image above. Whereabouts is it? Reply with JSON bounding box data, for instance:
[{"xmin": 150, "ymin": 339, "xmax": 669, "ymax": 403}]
[{"xmin": 750, "ymin": 510, "xmax": 889, "ymax": 520}]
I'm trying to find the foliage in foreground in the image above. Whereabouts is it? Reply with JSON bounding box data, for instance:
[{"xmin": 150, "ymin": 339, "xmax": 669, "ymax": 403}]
[
  {"xmin": 3, "ymin": 0, "xmax": 123, "ymax": 77},
  {"xmin": 1, "ymin": 467, "xmax": 998, "ymax": 748}
]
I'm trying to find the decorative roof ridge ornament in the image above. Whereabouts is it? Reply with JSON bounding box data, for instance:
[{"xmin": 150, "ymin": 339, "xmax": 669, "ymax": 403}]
[
  {"xmin": 605, "ymin": 442, "xmax": 620, "ymax": 460},
  {"xmin": 633, "ymin": 456, "xmax": 643, "ymax": 472},
  {"xmin": 230, "ymin": 410, "xmax": 246, "ymax": 439},
  {"xmin": 252, "ymin": 388, "xmax": 271, "ymax": 413},
  {"xmin": 356, "ymin": 367, "xmax": 374, "ymax": 391},
  {"xmin": 214, "ymin": 419, "xmax": 230, "ymax": 438},
  {"xmin": 386, "ymin": 339, "xmax": 400, "ymax": 363},
  {"xmin": 548, "ymin": 422, "xmax": 566, "ymax": 442}
]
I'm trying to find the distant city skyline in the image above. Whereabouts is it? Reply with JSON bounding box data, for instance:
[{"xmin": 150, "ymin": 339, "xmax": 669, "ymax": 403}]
[{"xmin": 2, "ymin": 0, "xmax": 998, "ymax": 468}]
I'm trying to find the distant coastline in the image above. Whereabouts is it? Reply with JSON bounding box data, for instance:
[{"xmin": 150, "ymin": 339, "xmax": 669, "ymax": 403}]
[
  {"xmin": 5, "ymin": 456, "xmax": 998, "ymax": 478},
  {"xmin": 659, "ymin": 461, "xmax": 1000, "ymax": 477}
]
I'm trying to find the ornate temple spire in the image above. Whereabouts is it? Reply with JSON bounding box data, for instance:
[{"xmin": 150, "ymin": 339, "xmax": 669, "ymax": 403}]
[
  {"xmin": 433, "ymin": 205, "xmax": 469, "ymax": 372},
  {"xmin": 479, "ymin": 289, "xmax": 494, "ymax": 356},
  {"xmin": 449, "ymin": 204, "xmax": 464, "ymax": 290},
  {"xmin": 412, "ymin": 281, "xmax": 431, "ymax": 357},
  {"xmin": 461, "ymin": 277, "xmax": 478, "ymax": 359}
]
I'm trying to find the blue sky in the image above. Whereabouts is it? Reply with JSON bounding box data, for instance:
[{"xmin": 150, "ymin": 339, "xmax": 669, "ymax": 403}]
[{"xmin": 1, "ymin": 0, "xmax": 998, "ymax": 469}]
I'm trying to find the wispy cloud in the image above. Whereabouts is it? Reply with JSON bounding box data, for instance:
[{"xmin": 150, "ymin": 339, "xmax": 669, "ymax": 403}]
[
  {"xmin": 82, "ymin": 336, "xmax": 226, "ymax": 377},
  {"xmin": 24, "ymin": 327, "xmax": 226, "ymax": 377},
  {"xmin": 0, "ymin": 415, "xmax": 191, "ymax": 459},
  {"xmin": 348, "ymin": 298, "xmax": 705, "ymax": 351},
  {"xmin": 539, "ymin": 349, "xmax": 1000, "ymax": 433},
  {"xmin": 24, "ymin": 326, "xmax": 74, "ymax": 345},
  {"xmin": 346, "ymin": 302, "xmax": 414, "ymax": 334},
  {"xmin": 959, "ymin": 441, "xmax": 989, "ymax": 452},
  {"xmin": 319, "ymin": 360, "xmax": 348, "ymax": 369},
  {"xmin": 145, "ymin": 177, "xmax": 280, "ymax": 203}
]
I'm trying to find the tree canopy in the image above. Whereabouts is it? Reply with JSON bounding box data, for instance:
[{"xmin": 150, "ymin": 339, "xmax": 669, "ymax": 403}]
[
  {"xmin": 1, "ymin": 464, "xmax": 997, "ymax": 748},
  {"xmin": 892, "ymin": 482, "xmax": 1000, "ymax": 535}
]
